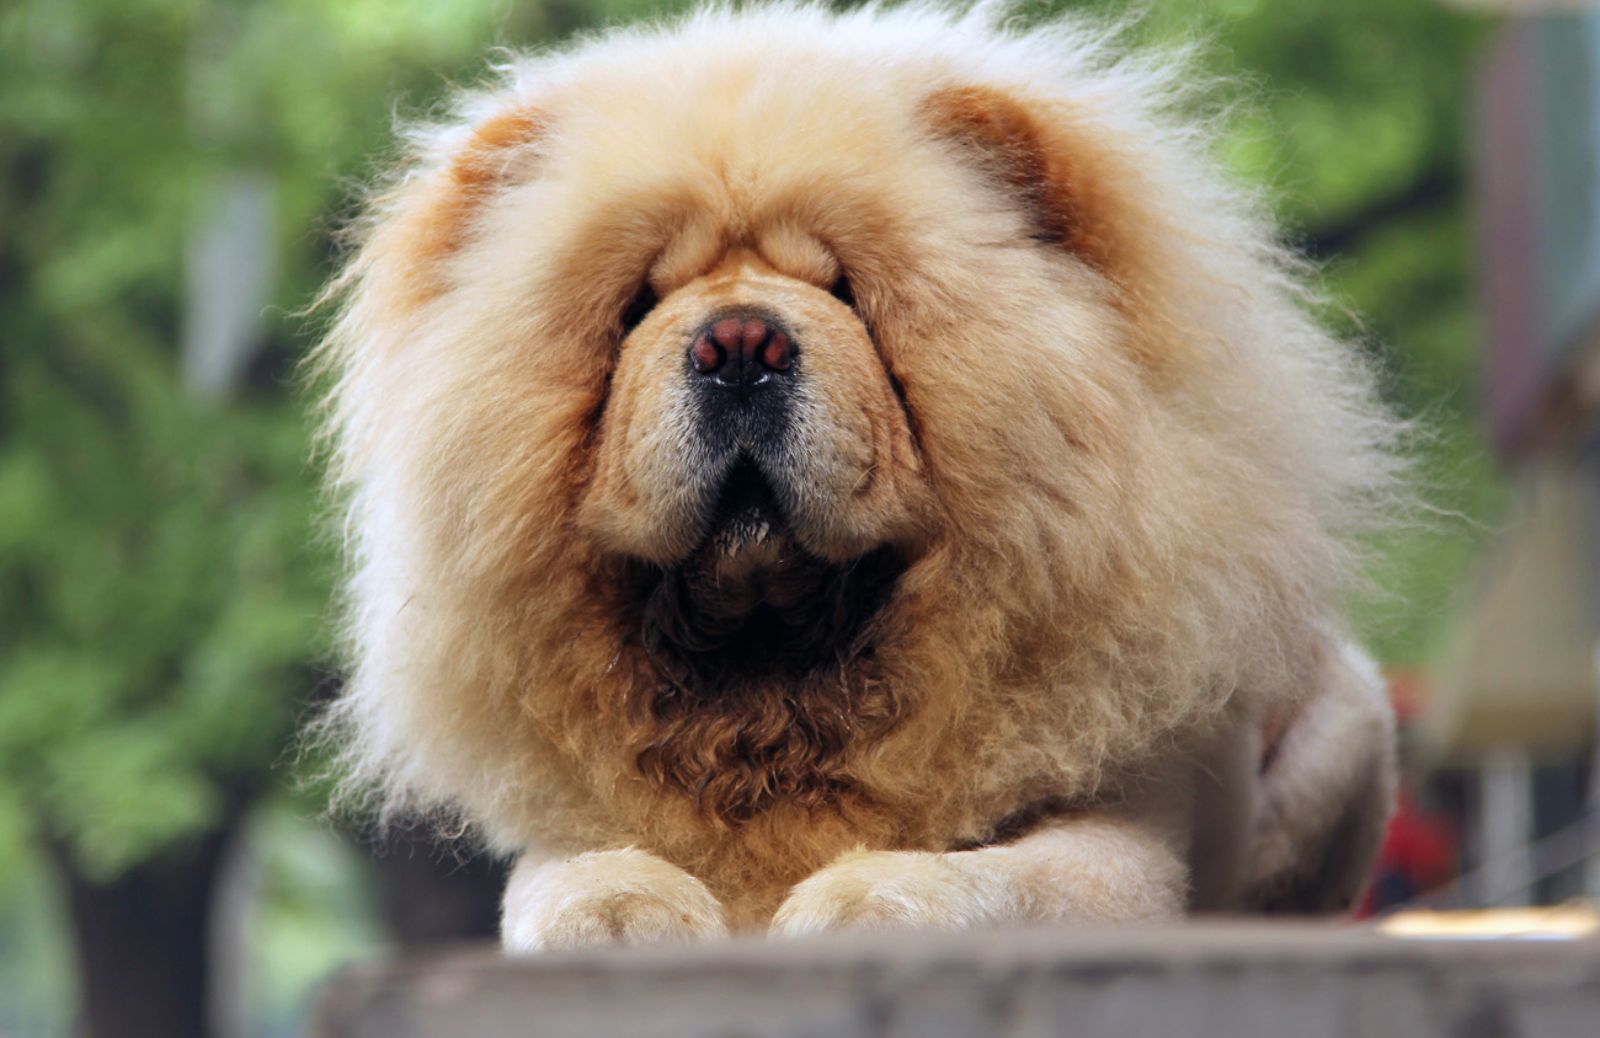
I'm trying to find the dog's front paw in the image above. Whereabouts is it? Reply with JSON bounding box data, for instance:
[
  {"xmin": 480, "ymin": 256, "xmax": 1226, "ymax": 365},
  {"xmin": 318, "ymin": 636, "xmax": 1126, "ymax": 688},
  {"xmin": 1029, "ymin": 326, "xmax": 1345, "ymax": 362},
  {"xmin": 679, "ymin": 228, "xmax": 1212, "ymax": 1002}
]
[
  {"xmin": 501, "ymin": 848, "xmax": 728, "ymax": 952},
  {"xmin": 770, "ymin": 850, "xmax": 1011, "ymax": 938}
]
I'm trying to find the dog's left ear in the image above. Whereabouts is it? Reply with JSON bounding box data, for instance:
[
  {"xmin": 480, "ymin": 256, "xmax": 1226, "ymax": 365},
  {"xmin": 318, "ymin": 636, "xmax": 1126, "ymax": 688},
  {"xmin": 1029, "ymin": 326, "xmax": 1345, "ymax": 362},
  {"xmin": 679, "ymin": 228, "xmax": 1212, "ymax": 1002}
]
[
  {"xmin": 366, "ymin": 106, "xmax": 547, "ymax": 309},
  {"xmin": 920, "ymin": 85, "xmax": 1125, "ymax": 276}
]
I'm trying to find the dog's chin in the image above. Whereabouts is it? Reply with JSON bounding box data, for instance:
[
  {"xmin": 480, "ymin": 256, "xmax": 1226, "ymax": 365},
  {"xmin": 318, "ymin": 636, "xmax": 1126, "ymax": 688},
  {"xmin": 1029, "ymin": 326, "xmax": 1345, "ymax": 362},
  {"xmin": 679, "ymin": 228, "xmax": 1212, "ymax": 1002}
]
[{"xmin": 629, "ymin": 465, "xmax": 904, "ymax": 681}]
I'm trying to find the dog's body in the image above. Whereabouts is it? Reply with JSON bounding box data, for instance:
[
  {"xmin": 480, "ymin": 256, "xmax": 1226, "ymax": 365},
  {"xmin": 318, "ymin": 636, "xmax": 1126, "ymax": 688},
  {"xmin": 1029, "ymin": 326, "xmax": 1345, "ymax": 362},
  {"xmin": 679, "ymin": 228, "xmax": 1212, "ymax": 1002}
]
[{"xmin": 313, "ymin": 4, "xmax": 1400, "ymax": 948}]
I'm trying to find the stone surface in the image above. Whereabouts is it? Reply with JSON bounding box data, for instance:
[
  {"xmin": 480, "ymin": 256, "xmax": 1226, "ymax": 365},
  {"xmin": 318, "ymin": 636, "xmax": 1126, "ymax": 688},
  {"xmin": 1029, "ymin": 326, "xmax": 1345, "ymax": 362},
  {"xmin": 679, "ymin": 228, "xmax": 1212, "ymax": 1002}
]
[{"xmin": 309, "ymin": 923, "xmax": 1600, "ymax": 1038}]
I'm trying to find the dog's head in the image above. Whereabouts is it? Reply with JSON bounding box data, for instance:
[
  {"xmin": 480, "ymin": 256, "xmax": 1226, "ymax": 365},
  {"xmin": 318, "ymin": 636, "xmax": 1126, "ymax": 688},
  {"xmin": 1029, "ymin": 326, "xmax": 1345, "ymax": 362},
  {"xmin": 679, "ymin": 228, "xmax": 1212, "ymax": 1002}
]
[
  {"xmin": 314, "ymin": 6, "xmax": 1397, "ymax": 846},
  {"xmin": 581, "ymin": 242, "xmax": 926, "ymax": 659}
]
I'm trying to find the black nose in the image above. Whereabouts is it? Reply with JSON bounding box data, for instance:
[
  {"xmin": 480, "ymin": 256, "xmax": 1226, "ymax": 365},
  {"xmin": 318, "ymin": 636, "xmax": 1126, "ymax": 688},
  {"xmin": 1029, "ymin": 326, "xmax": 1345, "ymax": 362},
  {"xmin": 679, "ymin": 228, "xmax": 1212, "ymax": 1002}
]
[{"xmin": 689, "ymin": 312, "xmax": 795, "ymax": 391}]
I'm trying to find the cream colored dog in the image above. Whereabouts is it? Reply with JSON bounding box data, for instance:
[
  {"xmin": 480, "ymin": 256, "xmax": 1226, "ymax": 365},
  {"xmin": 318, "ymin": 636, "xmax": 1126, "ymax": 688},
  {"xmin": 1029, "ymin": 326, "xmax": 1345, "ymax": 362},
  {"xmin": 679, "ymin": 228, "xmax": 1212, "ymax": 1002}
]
[{"xmin": 312, "ymin": 3, "xmax": 1401, "ymax": 950}]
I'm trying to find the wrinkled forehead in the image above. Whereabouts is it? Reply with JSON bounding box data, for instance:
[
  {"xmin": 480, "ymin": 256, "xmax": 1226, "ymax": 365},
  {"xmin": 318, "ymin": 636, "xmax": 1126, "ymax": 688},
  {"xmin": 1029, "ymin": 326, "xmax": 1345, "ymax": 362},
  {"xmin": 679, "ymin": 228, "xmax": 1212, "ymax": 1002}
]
[{"xmin": 533, "ymin": 46, "xmax": 945, "ymax": 244}]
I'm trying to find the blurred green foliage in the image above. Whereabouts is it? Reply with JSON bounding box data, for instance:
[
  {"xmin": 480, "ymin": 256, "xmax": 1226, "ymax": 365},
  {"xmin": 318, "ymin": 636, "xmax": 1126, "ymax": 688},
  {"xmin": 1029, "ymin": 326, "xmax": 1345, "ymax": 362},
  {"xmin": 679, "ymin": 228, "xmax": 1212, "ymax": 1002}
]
[
  {"xmin": 1073, "ymin": 0, "xmax": 1499, "ymax": 659},
  {"xmin": 0, "ymin": 0, "xmax": 1501, "ymax": 1031},
  {"xmin": 1, "ymin": 0, "xmax": 508, "ymax": 881}
]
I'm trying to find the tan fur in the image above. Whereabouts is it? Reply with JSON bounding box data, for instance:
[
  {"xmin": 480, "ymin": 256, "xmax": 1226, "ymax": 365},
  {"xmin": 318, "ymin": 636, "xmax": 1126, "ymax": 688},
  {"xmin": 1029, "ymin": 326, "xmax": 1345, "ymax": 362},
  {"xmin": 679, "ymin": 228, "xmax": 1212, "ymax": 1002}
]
[
  {"xmin": 501, "ymin": 848, "xmax": 728, "ymax": 951},
  {"xmin": 1245, "ymin": 643, "xmax": 1398, "ymax": 913},
  {"xmin": 772, "ymin": 816, "xmax": 1187, "ymax": 936},
  {"xmin": 309, "ymin": 3, "xmax": 1402, "ymax": 944}
]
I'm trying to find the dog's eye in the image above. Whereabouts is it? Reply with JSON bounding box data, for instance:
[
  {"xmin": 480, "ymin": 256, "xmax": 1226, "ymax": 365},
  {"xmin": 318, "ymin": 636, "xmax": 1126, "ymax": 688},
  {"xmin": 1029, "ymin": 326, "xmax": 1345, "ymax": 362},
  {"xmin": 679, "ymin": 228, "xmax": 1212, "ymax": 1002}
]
[
  {"xmin": 620, "ymin": 283, "xmax": 659, "ymax": 334},
  {"xmin": 830, "ymin": 272, "xmax": 856, "ymax": 311}
]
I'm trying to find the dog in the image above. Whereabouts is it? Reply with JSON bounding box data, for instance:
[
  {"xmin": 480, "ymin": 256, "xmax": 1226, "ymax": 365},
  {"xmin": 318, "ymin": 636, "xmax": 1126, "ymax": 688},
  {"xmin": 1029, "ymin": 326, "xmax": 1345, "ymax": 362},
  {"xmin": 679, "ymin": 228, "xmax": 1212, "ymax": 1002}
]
[{"xmin": 310, "ymin": 2, "xmax": 1401, "ymax": 950}]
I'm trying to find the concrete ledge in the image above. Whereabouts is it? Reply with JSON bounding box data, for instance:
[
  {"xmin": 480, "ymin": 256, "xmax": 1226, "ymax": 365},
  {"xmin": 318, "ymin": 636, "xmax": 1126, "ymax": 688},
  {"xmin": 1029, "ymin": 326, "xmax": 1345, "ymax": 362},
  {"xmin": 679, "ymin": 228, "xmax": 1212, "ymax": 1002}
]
[{"xmin": 309, "ymin": 923, "xmax": 1600, "ymax": 1038}]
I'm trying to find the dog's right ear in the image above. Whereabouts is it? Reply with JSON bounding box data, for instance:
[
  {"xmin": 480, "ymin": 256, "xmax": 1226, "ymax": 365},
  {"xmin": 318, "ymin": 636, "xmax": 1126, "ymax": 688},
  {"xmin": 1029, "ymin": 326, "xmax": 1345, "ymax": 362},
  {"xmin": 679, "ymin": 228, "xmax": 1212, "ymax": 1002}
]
[
  {"xmin": 920, "ymin": 82, "xmax": 1190, "ymax": 370},
  {"xmin": 363, "ymin": 105, "xmax": 547, "ymax": 309}
]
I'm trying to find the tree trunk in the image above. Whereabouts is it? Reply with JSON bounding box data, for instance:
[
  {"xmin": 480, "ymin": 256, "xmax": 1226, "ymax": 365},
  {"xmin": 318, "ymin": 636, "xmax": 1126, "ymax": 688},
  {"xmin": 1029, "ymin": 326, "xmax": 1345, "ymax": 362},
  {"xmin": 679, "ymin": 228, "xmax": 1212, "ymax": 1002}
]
[
  {"xmin": 47, "ymin": 825, "xmax": 236, "ymax": 1038},
  {"xmin": 370, "ymin": 831, "xmax": 506, "ymax": 946}
]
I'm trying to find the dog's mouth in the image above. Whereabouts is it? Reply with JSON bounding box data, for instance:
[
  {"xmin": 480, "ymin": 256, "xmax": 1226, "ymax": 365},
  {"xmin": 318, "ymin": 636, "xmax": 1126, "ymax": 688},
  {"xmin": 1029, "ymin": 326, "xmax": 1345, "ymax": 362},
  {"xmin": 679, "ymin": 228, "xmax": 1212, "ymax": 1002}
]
[
  {"xmin": 629, "ymin": 462, "xmax": 904, "ymax": 680},
  {"xmin": 702, "ymin": 461, "xmax": 787, "ymax": 563}
]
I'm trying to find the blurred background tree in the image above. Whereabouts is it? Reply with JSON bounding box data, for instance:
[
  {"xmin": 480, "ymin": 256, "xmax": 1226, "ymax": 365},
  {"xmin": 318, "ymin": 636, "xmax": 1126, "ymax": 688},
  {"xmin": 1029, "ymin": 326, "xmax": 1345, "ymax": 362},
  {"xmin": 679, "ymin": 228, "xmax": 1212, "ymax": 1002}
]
[{"xmin": 0, "ymin": 1, "xmax": 1499, "ymax": 1036}]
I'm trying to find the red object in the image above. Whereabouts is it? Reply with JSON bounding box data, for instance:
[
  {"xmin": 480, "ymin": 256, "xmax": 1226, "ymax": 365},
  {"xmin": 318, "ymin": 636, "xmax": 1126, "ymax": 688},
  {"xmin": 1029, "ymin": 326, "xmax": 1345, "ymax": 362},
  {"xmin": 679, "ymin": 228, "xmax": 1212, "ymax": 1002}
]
[{"xmin": 1359, "ymin": 788, "xmax": 1458, "ymax": 916}]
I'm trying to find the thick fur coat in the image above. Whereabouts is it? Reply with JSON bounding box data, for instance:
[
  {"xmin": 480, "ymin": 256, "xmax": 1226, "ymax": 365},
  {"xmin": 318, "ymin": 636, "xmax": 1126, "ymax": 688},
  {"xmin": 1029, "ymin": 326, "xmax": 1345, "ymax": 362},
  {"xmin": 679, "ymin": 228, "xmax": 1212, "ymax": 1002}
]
[{"xmin": 311, "ymin": 3, "xmax": 1402, "ymax": 945}]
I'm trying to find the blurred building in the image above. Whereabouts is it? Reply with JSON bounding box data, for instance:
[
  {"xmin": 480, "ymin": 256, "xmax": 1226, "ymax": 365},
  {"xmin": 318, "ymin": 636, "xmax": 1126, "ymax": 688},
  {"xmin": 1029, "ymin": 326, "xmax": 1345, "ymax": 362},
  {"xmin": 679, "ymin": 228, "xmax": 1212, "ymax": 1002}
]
[{"xmin": 1426, "ymin": 7, "xmax": 1600, "ymax": 906}]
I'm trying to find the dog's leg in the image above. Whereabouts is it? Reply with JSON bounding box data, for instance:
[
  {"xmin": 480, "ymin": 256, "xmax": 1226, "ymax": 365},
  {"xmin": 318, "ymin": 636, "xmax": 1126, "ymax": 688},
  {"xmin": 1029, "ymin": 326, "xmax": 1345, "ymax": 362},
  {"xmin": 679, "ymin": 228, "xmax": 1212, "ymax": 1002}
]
[
  {"xmin": 769, "ymin": 814, "xmax": 1186, "ymax": 936},
  {"xmin": 1243, "ymin": 641, "xmax": 1396, "ymax": 913},
  {"xmin": 500, "ymin": 847, "xmax": 728, "ymax": 952}
]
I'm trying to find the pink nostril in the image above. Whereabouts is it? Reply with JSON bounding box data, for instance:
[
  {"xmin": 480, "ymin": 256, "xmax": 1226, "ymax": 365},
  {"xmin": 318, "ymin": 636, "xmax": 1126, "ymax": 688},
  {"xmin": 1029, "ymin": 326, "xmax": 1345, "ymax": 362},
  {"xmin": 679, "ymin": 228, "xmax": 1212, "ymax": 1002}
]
[
  {"xmin": 690, "ymin": 335, "xmax": 724, "ymax": 374},
  {"xmin": 761, "ymin": 330, "xmax": 791, "ymax": 370}
]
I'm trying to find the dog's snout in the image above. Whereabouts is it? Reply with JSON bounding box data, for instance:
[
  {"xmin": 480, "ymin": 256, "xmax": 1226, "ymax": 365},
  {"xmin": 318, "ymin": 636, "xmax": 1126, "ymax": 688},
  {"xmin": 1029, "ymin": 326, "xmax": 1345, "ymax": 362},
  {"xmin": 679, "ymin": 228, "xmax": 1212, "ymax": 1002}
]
[{"xmin": 689, "ymin": 313, "xmax": 794, "ymax": 391}]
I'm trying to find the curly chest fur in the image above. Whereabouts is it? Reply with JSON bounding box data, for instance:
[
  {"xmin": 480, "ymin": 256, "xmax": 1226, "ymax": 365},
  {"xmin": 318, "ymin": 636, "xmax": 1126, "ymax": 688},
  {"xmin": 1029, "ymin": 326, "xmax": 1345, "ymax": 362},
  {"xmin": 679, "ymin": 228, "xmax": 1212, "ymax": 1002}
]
[{"xmin": 619, "ymin": 551, "xmax": 909, "ymax": 828}]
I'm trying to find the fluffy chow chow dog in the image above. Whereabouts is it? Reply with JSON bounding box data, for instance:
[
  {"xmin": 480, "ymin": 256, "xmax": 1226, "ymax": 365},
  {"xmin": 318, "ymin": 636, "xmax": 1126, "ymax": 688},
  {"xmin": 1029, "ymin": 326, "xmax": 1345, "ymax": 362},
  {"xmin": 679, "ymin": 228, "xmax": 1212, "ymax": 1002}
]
[{"xmin": 311, "ymin": 2, "xmax": 1403, "ymax": 950}]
